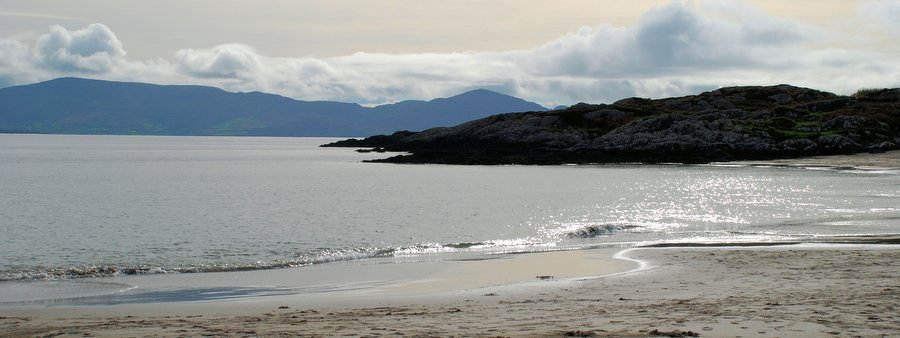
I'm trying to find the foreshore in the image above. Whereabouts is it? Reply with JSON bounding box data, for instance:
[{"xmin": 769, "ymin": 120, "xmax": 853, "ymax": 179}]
[{"xmin": 2, "ymin": 244, "xmax": 898, "ymax": 337}]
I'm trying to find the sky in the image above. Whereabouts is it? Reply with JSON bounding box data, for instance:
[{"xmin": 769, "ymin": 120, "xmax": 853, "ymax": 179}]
[{"xmin": 1, "ymin": 0, "xmax": 898, "ymax": 107}]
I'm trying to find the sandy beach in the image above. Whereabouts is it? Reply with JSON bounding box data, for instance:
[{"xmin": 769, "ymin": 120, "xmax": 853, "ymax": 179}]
[{"xmin": 2, "ymin": 244, "xmax": 898, "ymax": 337}]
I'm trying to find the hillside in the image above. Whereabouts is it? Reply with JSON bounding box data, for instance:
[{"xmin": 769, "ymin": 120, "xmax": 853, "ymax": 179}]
[
  {"xmin": 324, "ymin": 85, "xmax": 900, "ymax": 164},
  {"xmin": 0, "ymin": 78, "xmax": 546, "ymax": 136}
]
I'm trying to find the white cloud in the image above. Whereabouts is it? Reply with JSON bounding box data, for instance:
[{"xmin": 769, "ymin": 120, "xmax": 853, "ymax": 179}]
[
  {"xmin": 1, "ymin": 1, "xmax": 899, "ymax": 107},
  {"xmin": 34, "ymin": 23, "xmax": 125, "ymax": 73},
  {"xmin": 175, "ymin": 44, "xmax": 260, "ymax": 78},
  {"xmin": 0, "ymin": 38, "xmax": 48, "ymax": 87},
  {"xmin": 517, "ymin": 1, "xmax": 815, "ymax": 79}
]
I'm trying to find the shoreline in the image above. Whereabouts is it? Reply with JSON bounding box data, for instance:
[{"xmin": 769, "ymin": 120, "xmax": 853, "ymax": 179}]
[
  {"xmin": 0, "ymin": 248, "xmax": 636, "ymax": 317},
  {"xmin": 728, "ymin": 149, "xmax": 900, "ymax": 171},
  {"xmin": 2, "ymin": 244, "xmax": 898, "ymax": 337}
]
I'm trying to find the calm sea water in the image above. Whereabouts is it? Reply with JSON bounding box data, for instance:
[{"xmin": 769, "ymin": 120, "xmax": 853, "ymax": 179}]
[{"xmin": 1, "ymin": 134, "xmax": 898, "ymax": 281}]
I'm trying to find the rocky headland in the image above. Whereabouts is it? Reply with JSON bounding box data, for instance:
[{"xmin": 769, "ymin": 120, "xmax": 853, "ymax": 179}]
[{"xmin": 323, "ymin": 85, "xmax": 900, "ymax": 164}]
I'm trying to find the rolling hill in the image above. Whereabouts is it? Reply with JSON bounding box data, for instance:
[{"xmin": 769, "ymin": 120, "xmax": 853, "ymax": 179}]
[{"xmin": 0, "ymin": 78, "xmax": 546, "ymax": 136}]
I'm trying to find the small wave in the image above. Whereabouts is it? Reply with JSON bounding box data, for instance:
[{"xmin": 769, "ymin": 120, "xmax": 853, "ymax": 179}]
[
  {"xmin": 309, "ymin": 247, "xmax": 396, "ymax": 264},
  {"xmin": 394, "ymin": 243, "xmax": 458, "ymax": 256},
  {"xmin": 0, "ymin": 258, "xmax": 329, "ymax": 282},
  {"xmin": 0, "ymin": 265, "xmax": 170, "ymax": 282},
  {"xmin": 564, "ymin": 224, "xmax": 639, "ymax": 238},
  {"xmin": 1, "ymin": 237, "xmax": 562, "ymax": 282},
  {"xmin": 393, "ymin": 239, "xmax": 552, "ymax": 256},
  {"xmin": 444, "ymin": 241, "xmax": 488, "ymax": 249}
]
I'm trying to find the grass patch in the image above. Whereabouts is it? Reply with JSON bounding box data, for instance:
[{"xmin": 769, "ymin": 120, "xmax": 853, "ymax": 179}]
[{"xmin": 852, "ymin": 87, "xmax": 886, "ymax": 98}]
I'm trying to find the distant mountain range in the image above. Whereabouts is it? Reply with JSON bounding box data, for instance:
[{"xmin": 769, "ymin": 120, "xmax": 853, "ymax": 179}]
[{"xmin": 0, "ymin": 78, "xmax": 547, "ymax": 136}]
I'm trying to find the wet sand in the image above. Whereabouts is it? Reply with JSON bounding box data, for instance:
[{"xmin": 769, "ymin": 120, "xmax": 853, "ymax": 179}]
[{"xmin": 2, "ymin": 245, "xmax": 898, "ymax": 337}]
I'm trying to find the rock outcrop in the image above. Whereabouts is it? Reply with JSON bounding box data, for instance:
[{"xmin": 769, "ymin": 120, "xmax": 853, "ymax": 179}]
[{"xmin": 323, "ymin": 85, "xmax": 900, "ymax": 165}]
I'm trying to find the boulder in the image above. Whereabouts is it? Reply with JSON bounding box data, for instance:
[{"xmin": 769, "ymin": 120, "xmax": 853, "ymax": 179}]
[
  {"xmin": 817, "ymin": 135, "xmax": 862, "ymax": 152},
  {"xmin": 824, "ymin": 115, "xmax": 866, "ymax": 130},
  {"xmin": 539, "ymin": 116, "xmax": 560, "ymax": 127},
  {"xmin": 797, "ymin": 98, "xmax": 853, "ymax": 112},
  {"xmin": 768, "ymin": 93, "xmax": 793, "ymax": 104}
]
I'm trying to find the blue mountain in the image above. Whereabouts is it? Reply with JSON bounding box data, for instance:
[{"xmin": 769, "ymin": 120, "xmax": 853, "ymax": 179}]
[{"xmin": 0, "ymin": 78, "xmax": 546, "ymax": 136}]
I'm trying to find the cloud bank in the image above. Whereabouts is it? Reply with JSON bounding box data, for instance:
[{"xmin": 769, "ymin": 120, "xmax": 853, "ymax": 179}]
[{"xmin": 1, "ymin": 1, "xmax": 898, "ymax": 106}]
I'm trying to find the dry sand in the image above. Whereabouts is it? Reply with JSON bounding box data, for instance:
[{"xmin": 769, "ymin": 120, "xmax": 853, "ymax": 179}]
[{"xmin": 2, "ymin": 244, "xmax": 897, "ymax": 337}]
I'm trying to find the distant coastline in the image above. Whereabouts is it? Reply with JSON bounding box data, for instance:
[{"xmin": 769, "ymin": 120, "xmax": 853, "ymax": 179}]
[
  {"xmin": 0, "ymin": 77, "xmax": 545, "ymax": 137},
  {"xmin": 0, "ymin": 129, "xmax": 44, "ymax": 134}
]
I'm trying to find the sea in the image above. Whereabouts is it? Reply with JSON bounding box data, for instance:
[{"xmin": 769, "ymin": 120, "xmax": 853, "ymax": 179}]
[{"xmin": 1, "ymin": 134, "xmax": 899, "ymax": 283}]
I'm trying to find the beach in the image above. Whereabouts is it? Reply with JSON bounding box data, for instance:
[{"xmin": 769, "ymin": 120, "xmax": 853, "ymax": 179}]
[{"xmin": 2, "ymin": 244, "xmax": 898, "ymax": 337}]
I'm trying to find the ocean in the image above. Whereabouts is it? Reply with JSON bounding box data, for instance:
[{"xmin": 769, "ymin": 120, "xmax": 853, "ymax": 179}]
[{"xmin": 1, "ymin": 134, "xmax": 898, "ymax": 282}]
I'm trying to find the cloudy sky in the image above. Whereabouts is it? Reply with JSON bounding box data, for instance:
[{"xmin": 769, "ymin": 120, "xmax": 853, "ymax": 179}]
[{"xmin": 1, "ymin": 0, "xmax": 898, "ymax": 107}]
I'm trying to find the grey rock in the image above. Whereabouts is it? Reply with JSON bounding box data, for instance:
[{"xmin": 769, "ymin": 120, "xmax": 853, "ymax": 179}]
[
  {"xmin": 768, "ymin": 93, "xmax": 793, "ymax": 104},
  {"xmin": 824, "ymin": 115, "xmax": 866, "ymax": 130},
  {"xmin": 796, "ymin": 126, "xmax": 822, "ymax": 132},
  {"xmin": 817, "ymin": 135, "xmax": 862, "ymax": 151},
  {"xmin": 869, "ymin": 141, "xmax": 897, "ymax": 151},
  {"xmin": 780, "ymin": 138, "xmax": 817, "ymax": 152},
  {"xmin": 691, "ymin": 100, "xmax": 711, "ymax": 111},
  {"xmin": 584, "ymin": 109, "xmax": 631, "ymax": 121},
  {"xmin": 711, "ymin": 99, "xmax": 736, "ymax": 109},
  {"xmin": 797, "ymin": 98, "xmax": 853, "ymax": 112},
  {"xmin": 664, "ymin": 100, "xmax": 691, "ymax": 110},
  {"xmin": 539, "ymin": 116, "xmax": 560, "ymax": 127}
]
